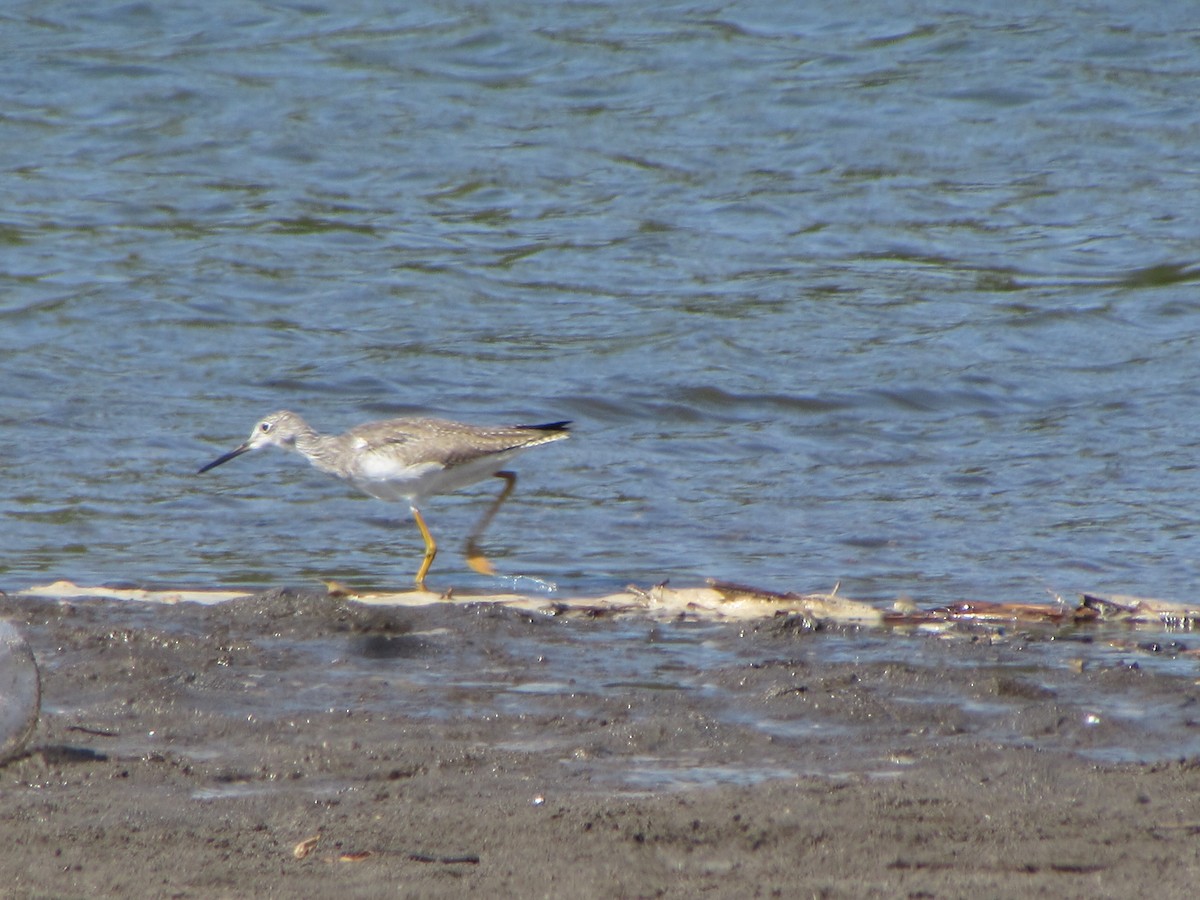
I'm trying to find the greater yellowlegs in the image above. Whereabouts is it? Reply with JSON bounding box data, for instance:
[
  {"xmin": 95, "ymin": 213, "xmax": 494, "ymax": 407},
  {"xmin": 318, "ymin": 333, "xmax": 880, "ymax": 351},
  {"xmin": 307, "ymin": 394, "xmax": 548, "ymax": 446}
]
[{"xmin": 198, "ymin": 410, "xmax": 570, "ymax": 590}]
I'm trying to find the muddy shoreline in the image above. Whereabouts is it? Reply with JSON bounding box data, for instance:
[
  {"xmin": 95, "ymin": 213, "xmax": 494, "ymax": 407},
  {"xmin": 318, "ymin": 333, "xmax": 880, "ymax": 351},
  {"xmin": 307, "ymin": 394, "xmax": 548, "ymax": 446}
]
[{"xmin": 2, "ymin": 587, "xmax": 1199, "ymax": 898}]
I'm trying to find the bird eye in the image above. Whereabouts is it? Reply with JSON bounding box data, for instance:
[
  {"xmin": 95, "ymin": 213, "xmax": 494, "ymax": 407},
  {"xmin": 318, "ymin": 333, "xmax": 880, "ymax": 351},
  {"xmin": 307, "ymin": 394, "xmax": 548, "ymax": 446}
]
[{"xmin": 260, "ymin": 422, "xmax": 273, "ymax": 433}]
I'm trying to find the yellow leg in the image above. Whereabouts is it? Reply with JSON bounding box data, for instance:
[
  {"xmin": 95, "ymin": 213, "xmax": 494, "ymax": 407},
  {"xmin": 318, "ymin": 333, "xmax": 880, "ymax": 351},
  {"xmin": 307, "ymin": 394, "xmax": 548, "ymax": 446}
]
[
  {"xmin": 412, "ymin": 505, "xmax": 437, "ymax": 591},
  {"xmin": 465, "ymin": 472, "xmax": 517, "ymax": 576}
]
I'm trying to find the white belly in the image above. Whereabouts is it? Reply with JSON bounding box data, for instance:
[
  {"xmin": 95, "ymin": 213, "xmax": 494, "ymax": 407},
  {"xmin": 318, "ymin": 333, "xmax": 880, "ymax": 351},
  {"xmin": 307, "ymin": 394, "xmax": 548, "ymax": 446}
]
[{"xmin": 351, "ymin": 451, "xmax": 520, "ymax": 503}]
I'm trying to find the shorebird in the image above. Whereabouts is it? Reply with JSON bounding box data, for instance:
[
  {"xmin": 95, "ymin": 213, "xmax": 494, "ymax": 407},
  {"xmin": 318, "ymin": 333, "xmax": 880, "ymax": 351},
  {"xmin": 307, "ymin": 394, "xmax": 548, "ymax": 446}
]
[{"xmin": 198, "ymin": 410, "xmax": 570, "ymax": 590}]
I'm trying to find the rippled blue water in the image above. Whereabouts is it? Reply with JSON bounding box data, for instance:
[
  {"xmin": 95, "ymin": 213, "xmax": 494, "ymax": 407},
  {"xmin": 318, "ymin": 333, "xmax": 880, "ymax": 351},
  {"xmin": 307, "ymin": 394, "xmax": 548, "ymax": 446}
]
[{"xmin": 3, "ymin": 1, "xmax": 1200, "ymax": 603}]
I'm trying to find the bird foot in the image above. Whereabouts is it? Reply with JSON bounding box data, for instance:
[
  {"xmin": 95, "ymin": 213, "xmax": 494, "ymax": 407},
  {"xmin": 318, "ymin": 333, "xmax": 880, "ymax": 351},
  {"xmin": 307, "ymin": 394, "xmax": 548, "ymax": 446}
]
[{"xmin": 465, "ymin": 545, "xmax": 496, "ymax": 576}]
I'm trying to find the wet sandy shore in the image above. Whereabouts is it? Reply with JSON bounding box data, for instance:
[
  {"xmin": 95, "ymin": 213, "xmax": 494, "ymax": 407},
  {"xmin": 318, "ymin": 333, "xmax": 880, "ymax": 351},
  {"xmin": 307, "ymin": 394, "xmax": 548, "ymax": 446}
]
[{"xmin": 2, "ymin": 586, "xmax": 1199, "ymax": 898}]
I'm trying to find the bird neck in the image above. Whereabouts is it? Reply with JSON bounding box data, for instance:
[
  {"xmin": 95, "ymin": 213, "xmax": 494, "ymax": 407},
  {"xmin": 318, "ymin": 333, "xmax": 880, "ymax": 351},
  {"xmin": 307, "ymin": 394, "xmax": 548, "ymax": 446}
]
[{"xmin": 292, "ymin": 430, "xmax": 346, "ymax": 476}]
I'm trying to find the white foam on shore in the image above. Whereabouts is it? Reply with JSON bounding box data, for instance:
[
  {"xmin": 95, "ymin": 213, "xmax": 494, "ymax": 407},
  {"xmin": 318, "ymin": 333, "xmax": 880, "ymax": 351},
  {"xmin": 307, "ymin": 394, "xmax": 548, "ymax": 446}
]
[{"xmin": 14, "ymin": 579, "xmax": 881, "ymax": 624}]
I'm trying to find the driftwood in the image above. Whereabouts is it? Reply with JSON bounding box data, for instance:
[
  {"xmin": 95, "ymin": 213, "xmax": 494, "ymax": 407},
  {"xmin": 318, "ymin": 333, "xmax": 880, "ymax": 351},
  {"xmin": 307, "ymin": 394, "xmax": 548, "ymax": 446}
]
[
  {"xmin": 704, "ymin": 579, "xmax": 883, "ymax": 625},
  {"xmin": 1077, "ymin": 593, "xmax": 1200, "ymax": 630},
  {"xmin": 884, "ymin": 599, "xmax": 1076, "ymax": 627}
]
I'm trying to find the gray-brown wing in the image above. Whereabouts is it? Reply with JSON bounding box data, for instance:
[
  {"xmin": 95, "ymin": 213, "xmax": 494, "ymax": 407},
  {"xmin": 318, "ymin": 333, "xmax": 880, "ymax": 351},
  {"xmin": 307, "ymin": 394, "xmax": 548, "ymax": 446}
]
[{"xmin": 345, "ymin": 417, "xmax": 568, "ymax": 469}]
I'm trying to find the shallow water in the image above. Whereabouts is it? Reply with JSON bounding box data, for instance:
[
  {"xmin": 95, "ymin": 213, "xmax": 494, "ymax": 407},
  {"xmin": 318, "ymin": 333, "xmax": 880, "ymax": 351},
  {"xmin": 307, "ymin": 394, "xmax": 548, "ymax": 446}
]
[
  {"xmin": 3, "ymin": 1, "xmax": 1200, "ymax": 610},
  {"xmin": 22, "ymin": 592, "xmax": 1200, "ymax": 792}
]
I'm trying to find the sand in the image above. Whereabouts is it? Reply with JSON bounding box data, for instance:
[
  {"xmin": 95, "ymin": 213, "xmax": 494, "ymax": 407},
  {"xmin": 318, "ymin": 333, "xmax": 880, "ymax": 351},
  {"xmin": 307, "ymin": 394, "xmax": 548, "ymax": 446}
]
[{"xmin": 2, "ymin": 585, "xmax": 1199, "ymax": 898}]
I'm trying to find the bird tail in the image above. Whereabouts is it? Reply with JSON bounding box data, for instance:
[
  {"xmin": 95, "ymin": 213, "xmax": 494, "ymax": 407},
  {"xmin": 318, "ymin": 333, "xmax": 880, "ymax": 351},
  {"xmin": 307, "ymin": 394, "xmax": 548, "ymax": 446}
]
[{"xmin": 518, "ymin": 421, "xmax": 571, "ymax": 432}]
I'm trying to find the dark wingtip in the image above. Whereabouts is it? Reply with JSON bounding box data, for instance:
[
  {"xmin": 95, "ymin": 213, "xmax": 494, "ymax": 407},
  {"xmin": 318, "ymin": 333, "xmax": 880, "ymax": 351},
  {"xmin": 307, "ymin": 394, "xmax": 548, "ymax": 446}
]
[{"xmin": 520, "ymin": 420, "xmax": 571, "ymax": 432}]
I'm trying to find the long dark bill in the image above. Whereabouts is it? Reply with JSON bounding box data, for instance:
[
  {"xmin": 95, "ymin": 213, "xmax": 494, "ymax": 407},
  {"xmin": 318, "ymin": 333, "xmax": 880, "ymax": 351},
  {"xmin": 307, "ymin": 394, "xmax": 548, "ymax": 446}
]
[{"xmin": 197, "ymin": 442, "xmax": 252, "ymax": 474}]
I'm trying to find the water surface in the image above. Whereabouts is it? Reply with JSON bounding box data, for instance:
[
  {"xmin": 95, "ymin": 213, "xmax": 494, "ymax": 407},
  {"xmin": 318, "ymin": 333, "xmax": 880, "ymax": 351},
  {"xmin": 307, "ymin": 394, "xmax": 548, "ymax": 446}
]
[{"xmin": 3, "ymin": 1, "xmax": 1200, "ymax": 606}]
